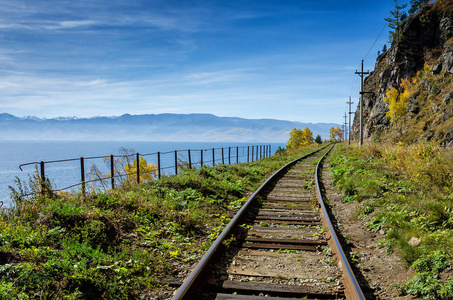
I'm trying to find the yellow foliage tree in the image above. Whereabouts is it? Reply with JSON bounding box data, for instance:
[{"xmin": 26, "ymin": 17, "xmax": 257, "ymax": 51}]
[
  {"xmin": 286, "ymin": 127, "xmax": 314, "ymax": 149},
  {"xmin": 124, "ymin": 156, "xmax": 158, "ymax": 183},
  {"xmin": 302, "ymin": 127, "xmax": 314, "ymax": 145},
  {"xmin": 383, "ymin": 78, "xmax": 411, "ymax": 128},
  {"xmin": 329, "ymin": 126, "xmax": 343, "ymax": 142}
]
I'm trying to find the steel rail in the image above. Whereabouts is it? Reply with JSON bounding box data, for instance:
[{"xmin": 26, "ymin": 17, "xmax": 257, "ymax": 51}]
[
  {"xmin": 171, "ymin": 144, "xmax": 331, "ymax": 300},
  {"xmin": 314, "ymin": 144, "xmax": 365, "ymax": 300}
]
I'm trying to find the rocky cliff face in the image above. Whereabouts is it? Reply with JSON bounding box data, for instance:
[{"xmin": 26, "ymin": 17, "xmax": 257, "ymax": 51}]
[{"xmin": 351, "ymin": 0, "xmax": 453, "ymax": 146}]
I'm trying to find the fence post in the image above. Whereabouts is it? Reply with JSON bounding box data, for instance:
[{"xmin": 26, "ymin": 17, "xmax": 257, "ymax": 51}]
[
  {"xmin": 110, "ymin": 154, "xmax": 115, "ymax": 189},
  {"xmin": 201, "ymin": 149, "xmax": 203, "ymax": 167},
  {"xmin": 40, "ymin": 161, "xmax": 45, "ymax": 196},
  {"xmin": 80, "ymin": 157, "xmax": 86, "ymax": 197},
  {"xmin": 136, "ymin": 153, "xmax": 140, "ymax": 184},
  {"xmin": 236, "ymin": 147, "xmax": 239, "ymax": 164},
  {"xmin": 158, "ymin": 152, "xmax": 161, "ymax": 180},
  {"xmin": 222, "ymin": 148, "xmax": 224, "ymax": 164},
  {"xmin": 251, "ymin": 146, "xmax": 254, "ymax": 162},
  {"xmin": 212, "ymin": 148, "xmax": 215, "ymax": 166},
  {"xmin": 228, "ymin": 147, "xmax": 231, "ymax": 165},
  {"xmin": 175, "ymin": 150, "xmax": 178, "ymax": 175},
  {"xmin": 260, "ymin": 145, "xmax": 262, "ymax": 159},
  {"xmin": 188, "ymin": 149, "xmax": 192, "ymax": 169},
  {"xmin": 256, "ymin": 145, "xmax": 258, "ymax": 161},
  {"xmin": 247, "ymin": 146, "xmax": 250, "ymax": 163}
]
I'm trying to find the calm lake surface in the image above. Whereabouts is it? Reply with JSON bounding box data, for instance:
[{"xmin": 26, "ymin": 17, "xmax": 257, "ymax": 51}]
[{"xmin": 0, "ymin": 141, "xmax": 285, "ymax": 207}]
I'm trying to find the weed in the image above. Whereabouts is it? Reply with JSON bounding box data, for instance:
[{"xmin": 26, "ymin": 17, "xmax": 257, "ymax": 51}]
[
  {"xmin": 402, "ymin": 251, "xmax": 453, "ymax": 299},
  {"xmin": 348, "ymin": 253, "xmax": 361, "ymax": 263},
  {"xmin": 295, "ymin": 258, "xmax": 305, "ymax": 262},
  {"xmin": 342, "ymin": 194, "xmax": 357, "ymax": 203},
  {"xmin": 324, "ymin": 277, "xmax": 336, "ymax": 284},
  {"xmin": 330, "ymin": 142, "xmax": 453, "ymax": 298},
  {"xmin": 358, "ymin": 205, "xmax": 374, "ymax": 220},
  {"xmin": 323, "ymin": 247, "xmax": 332, "ymax": 255}
]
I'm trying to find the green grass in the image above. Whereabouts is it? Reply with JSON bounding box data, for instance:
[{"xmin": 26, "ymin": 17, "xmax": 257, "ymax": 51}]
[
  {"xmin": 0, "ymin": 143, "xmax": 322, "ymax": 299},
  {"xmin": 329, "ymin": 142, "xmax": 453, "ymax": 299}
]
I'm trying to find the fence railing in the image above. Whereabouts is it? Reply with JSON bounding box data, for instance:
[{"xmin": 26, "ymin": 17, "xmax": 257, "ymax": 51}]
[{"xmin": 18, "ymin": 144, "xmax": 272, "ymax": 198}]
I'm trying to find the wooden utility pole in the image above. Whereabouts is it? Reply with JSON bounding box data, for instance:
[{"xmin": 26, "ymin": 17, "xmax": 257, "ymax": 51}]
[
  {"xmin": 341, "ymin": 124, "xmax": 345, "ymax": 142},
  {"xmin": 355, "ymin": 60, "xmax": 369, "ymax": 148},
  {"xmin": 347, "ymin": 97, "xmax": 354, "ymax": 145},
  {"xmin": 344, "ymin": 113, "xmax": 348, "ymax": 142}
]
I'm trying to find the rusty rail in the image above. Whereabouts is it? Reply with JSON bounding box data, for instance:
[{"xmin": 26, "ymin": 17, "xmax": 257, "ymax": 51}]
[{"xmin": 315, "ymin": 144, "xmax": 365, "ymax": 300}]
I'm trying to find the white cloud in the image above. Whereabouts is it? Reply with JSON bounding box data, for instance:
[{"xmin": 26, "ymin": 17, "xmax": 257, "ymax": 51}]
[
  {"xmin": 185, "ymin": 69, "xmax": 256, "ymax": 85},
  {"xmin": 75, "ymin": 79, "xmax": 108, "ymax": 87},
  {"xmin": 56, "ymin": 20, "xmax": 98, "ymax": 29}
]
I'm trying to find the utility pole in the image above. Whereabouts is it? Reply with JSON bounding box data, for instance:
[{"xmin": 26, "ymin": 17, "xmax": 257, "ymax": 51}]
[
  {"xmin": 347, "ymin": 97, "xmax": 354, "ymax": 146},
  {"xmin": 341, "ymin": 124, "xmax": 345, "ymax": 142},
  {"xmin": 344, "ymin": 113, "xmax": 348, "ymax": 142},
  {"xmin": 355, "ymin": 60, "xmax": 369, "ymax": 148}
]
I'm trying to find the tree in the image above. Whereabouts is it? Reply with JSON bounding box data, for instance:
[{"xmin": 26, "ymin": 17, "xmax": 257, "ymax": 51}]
[
  {"xmin": 383, "ymin": 78, "xmax": 411, "ymax": 129},
  {"xmin": 385, "ymin": 0, "xmax": 408, "ymax": 44},
  {"xmin": 409, "ymin": 0, "xmax": 430, "ymax": 15},
  {"xmin": 329, "ymin": 126, "xmax": 343, "ymax": 142},
  {"xmin": 400, "ymin": 12, "xmax": 408, "ymax": 21},
  {"xmin": 302, "ymin": 127, "xmax": 314, "ymax": 145},
  {"xmin": 124, "ymin": 156, "xmax": 158, "ymax": 183},
  {"xmin": 314, "ymin": 134, "xmax": 322, "ymax": 144},
  {"xmin": 383, "ymin": 44, "xmax": 387, "ymax": 52},
  {"xmin": 286, "ymin": 127, "xmax": 314, "ymax": 149}
]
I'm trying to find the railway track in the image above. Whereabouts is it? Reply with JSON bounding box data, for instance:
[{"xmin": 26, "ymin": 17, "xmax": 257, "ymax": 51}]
[{"xmin": 171, "ymin": 145, "xmax": 365, "ymax": 300}]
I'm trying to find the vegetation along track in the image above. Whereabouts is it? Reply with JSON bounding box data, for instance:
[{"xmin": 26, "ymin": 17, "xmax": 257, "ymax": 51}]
[{"xmin": 171, "ymin": 144, "xmax": 365, "ymax": 300}]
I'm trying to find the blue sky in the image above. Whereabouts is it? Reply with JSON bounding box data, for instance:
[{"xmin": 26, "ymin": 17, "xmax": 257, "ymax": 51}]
[{"xmin": 0, "ymin": 0, "xmax": 397, "ymax": 124}]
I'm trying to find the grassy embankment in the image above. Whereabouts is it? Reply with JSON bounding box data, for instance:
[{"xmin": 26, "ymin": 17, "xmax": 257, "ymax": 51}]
[
  {"xmin": 329, "ymin": 142, "xmax": 453, "ymax": 299},
  {"xmin": 0, "ymin": 144, "xmax": 320, "ymax": 299}
]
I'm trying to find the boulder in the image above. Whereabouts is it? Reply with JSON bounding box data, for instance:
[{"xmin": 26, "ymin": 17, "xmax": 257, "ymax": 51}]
[{"xmin": 442, "ymin": 51, "xmax": 453, "ymax": 74}]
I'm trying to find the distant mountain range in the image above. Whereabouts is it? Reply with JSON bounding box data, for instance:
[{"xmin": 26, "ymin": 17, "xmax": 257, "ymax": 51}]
[{"xmin": 0, "ymin": 113, "xmax": 339, "ymax": 142}]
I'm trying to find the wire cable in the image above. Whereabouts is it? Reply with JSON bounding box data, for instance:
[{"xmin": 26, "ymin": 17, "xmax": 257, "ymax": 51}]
[{"xmin": 363, "ymin": 23, "xmax": 387, "ymax": 60}]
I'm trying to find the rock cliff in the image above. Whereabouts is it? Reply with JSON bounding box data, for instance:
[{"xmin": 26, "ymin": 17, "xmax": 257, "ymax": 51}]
[{"xmin": 351, "ymin": 0, "xmax": 453, "ymax": 146}]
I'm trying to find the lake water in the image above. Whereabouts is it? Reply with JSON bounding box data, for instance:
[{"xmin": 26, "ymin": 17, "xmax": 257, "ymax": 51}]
[{"xmin": 0, "ymin": 141, "xmax": 285, "ymax": 207}]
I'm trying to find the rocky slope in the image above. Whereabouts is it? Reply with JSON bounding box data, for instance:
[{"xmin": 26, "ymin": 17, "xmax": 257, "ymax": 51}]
[{"xmin": 351, "ymin": 0, "xmax": 453, "ymax": 146}]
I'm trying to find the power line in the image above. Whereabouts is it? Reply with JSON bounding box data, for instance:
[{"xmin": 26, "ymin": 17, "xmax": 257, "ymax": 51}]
[{"xmin": 363, "ymin": 23, "xmax": 387, "ymax": 60}]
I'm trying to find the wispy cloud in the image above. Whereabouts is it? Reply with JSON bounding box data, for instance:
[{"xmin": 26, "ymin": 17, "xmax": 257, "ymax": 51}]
[
  {"xmin": 75, "ymin": 79, "xmax": 108, "ymax": 87},
  {"xmin": 53, "ymin": 20, "xmax": 98, "ymax": 29},
  {"xmin": 185, "ymin": 69, "xmax": 256, "ymax": 85},
  {"xmin": 0, "ymin": 20, "xmax": 98, "ymax": 31}
]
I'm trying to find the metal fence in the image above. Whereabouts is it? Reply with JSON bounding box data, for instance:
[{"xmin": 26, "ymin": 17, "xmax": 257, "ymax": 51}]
[{"xmin": 18, "ymin": 144, "xmax": 272, "ymax": 197}]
